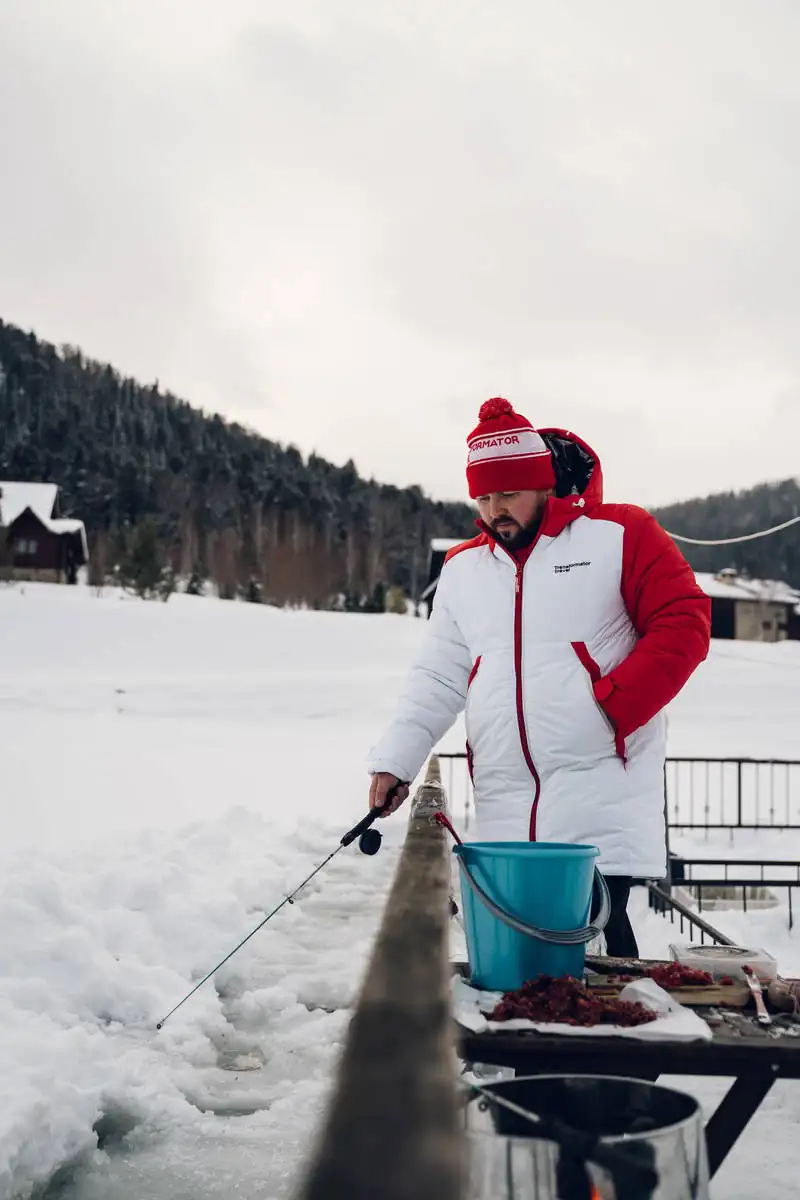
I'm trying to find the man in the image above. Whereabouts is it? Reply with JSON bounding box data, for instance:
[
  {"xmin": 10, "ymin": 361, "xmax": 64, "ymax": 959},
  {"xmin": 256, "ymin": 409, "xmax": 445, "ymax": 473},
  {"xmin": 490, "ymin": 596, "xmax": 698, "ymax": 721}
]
[{"xmin": 367, "ymin": 397, "xmax": 711, "ymax": 956}]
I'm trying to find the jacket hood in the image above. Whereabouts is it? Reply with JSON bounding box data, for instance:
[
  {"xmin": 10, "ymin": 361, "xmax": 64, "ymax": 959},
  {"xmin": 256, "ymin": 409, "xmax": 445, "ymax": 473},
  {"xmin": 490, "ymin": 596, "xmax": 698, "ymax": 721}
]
[{"xmin": 538, "ymin": 428, "xmax": 602, "ymax": 502}]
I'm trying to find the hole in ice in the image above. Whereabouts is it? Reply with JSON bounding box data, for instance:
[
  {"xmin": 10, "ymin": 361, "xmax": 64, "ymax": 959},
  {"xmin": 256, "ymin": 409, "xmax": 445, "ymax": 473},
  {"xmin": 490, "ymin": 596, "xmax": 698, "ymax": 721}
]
[
  {"xmin": 92, "ymin": 1106, "xmax": 141, "ymax": 1149},
  {"xmin": 216, "ymin": 1046, "xmax": 266, "ymax": 1072},
  {"xmin": 26, "ymin": 1108, "xmax": 143, "ymax": 1199}
]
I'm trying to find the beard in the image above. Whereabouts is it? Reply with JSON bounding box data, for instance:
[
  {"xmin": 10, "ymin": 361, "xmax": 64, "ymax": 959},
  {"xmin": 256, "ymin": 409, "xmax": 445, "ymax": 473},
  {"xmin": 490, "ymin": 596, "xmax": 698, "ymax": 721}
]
[{"xmin": 490, "ymin": 515, "xmax": 542, "ymax": 552}]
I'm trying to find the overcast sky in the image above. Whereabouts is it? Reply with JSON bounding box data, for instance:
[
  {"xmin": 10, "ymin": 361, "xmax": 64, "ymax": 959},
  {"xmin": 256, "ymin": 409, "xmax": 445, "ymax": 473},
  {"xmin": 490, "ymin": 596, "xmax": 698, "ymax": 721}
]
[{"xmin": 1, "ymin": 1, "xmax": 799, "ymax": 512}]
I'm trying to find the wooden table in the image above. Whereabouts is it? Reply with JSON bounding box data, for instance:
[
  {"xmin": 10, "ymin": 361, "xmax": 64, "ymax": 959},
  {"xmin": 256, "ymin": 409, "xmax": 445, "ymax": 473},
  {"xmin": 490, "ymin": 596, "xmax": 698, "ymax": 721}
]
[{"xmin": 453, "ymin": 963, "xmax": 800, "ymax": 1178}]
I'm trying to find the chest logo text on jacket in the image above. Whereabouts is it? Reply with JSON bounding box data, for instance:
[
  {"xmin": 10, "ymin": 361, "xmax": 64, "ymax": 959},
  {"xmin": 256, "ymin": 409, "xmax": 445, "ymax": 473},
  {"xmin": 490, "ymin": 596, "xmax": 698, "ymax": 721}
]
[{"xmin": 554, "ymin": 561, "xmax": 591, "ymax": 574}]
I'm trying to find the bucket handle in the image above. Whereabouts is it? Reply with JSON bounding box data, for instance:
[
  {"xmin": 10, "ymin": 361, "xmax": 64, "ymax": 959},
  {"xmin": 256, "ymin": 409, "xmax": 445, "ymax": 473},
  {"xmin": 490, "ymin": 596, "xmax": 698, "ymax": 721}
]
[
  {"xmin": 455, "ymin": 854, "xmax": 610, "ymax": 946},
  {"xmin": 462, "ymin": 1081, "xmax": 660, "ymax": 1196}
]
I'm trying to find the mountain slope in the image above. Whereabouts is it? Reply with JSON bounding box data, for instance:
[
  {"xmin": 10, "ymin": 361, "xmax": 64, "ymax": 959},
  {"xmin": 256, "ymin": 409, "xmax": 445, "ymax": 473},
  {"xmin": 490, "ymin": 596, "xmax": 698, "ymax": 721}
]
[
  {"xmin": 3, "ymin": 316, "xmax": 798, "ymax": 600},
  {"xmin": 652, "ymin": 478, "xmax": 800, "ymax": 586},
  {"xmin": 0, "ymin": 318, "xmax": 473, "ymax": 605}
]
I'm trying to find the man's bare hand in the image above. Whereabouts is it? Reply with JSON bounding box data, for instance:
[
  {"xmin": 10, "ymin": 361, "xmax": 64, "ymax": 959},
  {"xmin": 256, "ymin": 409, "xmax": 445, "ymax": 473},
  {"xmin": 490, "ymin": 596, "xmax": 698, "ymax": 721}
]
[{"xmin": 369, "ymin": 772, "xmax": 410, "ymax": 817}]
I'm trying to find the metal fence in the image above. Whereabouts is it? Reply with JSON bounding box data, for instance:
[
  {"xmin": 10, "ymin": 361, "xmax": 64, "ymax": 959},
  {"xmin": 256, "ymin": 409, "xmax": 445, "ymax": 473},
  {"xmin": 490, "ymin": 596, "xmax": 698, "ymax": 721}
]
[
  {"xmin": 646, "ymin": 883, "xmax": 735, "ymax": 946},
  {"xmin": 436, "ymin": 753, "xmax": 476, "ymax": 829},
  {"xmin": 666, "ymin": 758, "xmax": 800, "ymax": 830},
  {"xmin": 437, "ymin": 752, "xmax": 800, "ymax": 832},
  {"xmin": 670, "ymin": 857, "xmax": 800, "ymax": 929}
]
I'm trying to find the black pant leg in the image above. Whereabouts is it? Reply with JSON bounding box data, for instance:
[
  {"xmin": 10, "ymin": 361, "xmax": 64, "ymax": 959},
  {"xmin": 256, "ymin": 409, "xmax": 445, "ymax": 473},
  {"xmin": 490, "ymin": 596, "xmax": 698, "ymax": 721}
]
[{"xmin": 592, "ymin": 875, "xmax": 639, "ymax": 958}]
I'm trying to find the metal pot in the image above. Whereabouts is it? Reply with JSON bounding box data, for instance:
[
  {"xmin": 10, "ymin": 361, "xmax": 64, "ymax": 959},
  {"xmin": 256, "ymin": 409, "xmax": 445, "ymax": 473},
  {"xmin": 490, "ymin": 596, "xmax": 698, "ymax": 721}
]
[{"xmin": 463, "ymin": 1074, "xmax": 709, "ymax": 1200}]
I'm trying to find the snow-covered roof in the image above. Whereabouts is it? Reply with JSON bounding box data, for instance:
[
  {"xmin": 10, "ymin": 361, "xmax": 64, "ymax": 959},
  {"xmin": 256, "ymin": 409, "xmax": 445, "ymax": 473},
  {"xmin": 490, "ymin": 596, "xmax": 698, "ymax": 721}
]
[
  {"xmin": 48, "ymin": 518, "xmax": 84, "ymax": 535},
  {"xmin": 430, "ymin": 538, "xmax": 464, "ymax": 553},
  {"xmin": 0, "ymin": 482, "xmax": 58, "ymax": 526},
  {"xmin": 48, "ymin": 518, "xmax": 89, "ymax": 559},
  {"xmin": 695, "ymin": 571, "xmax": 800, "ymax": 606}
]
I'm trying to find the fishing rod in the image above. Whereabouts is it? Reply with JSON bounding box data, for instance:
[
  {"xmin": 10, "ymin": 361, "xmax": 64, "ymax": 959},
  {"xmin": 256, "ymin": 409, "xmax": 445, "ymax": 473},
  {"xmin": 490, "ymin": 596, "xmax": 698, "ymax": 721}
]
[{"xmin": 155, "ymin": 785, "xmax": 405, "ymax": 1030}]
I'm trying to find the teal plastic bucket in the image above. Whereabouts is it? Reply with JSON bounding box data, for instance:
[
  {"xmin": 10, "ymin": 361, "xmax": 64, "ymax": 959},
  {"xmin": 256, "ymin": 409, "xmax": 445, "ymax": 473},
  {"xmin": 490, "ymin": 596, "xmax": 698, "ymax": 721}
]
[{"xmin": 454, "ymin": 842, "xmax": 609, "ymax": 992}]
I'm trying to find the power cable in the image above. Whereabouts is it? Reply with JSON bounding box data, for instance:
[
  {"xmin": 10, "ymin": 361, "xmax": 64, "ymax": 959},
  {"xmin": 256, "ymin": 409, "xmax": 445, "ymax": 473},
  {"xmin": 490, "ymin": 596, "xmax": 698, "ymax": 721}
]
[{"xmin": 664, "ymin": 513, "xmax": 800, "ymax": 546}]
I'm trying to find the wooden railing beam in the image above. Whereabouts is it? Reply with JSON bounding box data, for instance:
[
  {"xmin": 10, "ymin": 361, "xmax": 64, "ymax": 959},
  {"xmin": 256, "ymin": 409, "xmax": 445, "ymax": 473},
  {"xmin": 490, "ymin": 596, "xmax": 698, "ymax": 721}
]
[{"xmin": 295, "ymin": 757, "xmax": 464, "ymax": 1200}]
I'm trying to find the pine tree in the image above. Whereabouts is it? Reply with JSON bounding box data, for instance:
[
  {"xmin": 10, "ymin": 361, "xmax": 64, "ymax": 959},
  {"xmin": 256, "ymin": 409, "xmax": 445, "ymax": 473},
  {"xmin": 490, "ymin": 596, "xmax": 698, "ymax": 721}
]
[{"xmin": 117, "ymin": 517, "xmax": 173, "ymax": 600}]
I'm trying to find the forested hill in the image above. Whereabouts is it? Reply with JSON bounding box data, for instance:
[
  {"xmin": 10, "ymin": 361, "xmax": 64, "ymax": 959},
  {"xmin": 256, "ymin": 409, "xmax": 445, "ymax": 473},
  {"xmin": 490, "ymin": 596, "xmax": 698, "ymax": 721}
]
[
  {"xmin": 651, "ymin": 479, "xmax": 800, "ymax": 587},
  {"xmin": 0, "ymin": 318, "xmax": 476, "ymax": 606},
  {"xmin": 2, "ymin": 317, "xmax": 798, "ymax": 603}
]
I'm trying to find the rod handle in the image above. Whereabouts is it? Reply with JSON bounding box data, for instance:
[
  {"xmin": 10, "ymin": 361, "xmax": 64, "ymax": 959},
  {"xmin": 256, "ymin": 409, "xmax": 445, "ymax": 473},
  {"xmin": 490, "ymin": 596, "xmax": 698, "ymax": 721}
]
[{"xmin": 340, "ymin": 781, "xmax": 407, "ymax": 847}]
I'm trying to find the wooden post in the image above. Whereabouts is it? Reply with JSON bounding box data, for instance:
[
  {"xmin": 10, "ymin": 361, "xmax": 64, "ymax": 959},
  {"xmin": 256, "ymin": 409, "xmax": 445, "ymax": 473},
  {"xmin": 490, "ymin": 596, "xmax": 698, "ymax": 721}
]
[{"xmin": 294, "ymin": 757, "xmax": 465, "ymax": 1200}]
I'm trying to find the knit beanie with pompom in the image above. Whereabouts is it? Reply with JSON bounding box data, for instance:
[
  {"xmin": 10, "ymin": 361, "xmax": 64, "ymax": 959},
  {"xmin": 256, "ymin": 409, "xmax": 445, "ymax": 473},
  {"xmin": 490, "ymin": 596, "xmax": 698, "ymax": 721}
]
[{"xmin": 465, "ymin": 397, "xmax": 556, "ymax": 499}]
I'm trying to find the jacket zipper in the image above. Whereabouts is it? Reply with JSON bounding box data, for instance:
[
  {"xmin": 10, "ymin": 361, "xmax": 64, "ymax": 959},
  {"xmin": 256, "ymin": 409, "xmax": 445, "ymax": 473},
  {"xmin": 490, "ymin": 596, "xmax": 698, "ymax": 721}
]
[
  {"xmin": 485, "ymin": 513, "xmax": 550, "ymax": 842},
  {"xmin": 514, "ymin": 563, "xmax": 542, "ymax": 840}
]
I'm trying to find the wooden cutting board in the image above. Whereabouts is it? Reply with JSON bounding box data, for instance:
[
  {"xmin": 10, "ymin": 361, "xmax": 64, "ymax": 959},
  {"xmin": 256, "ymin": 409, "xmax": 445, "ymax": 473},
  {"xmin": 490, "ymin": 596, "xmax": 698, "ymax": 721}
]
[
  {"xmin": 584, "ymin": 975, "xmax": 751, "ymax": 1008},
  {"xmin": 583, "ymin": 956, "xmax": 751, "ymax": 1008}
]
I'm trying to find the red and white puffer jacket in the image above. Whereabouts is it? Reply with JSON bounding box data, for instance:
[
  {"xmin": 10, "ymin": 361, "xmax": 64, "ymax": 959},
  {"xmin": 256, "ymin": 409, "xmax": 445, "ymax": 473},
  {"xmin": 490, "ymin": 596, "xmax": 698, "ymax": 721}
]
[{"xmin": 368, "ymin": 429, "xmax": 711, "ymax": 878}]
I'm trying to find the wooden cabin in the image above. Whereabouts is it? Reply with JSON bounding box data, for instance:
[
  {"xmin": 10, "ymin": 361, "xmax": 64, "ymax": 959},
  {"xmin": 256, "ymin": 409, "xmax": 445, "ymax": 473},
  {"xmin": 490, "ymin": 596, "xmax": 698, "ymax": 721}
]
[{"xmin": 0, "ymin": 481, "xmax": 88, "ymax": 584}]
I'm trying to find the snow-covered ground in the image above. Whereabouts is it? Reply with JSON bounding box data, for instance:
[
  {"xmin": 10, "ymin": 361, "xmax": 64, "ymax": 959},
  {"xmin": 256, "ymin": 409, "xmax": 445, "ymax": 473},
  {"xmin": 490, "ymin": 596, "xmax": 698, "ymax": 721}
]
[{"xmin": 2, "ymin": 582, "xmax": 800, "ymax": 1199}]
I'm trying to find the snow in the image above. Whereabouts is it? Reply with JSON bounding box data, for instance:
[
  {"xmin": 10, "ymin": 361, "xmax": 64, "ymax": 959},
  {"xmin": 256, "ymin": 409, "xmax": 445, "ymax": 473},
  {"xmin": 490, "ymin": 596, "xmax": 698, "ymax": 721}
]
[
  {"xmin": 695, "ymin": 569, "xmax": 800, "ymax": 606},
  {"xmin": 2, "ymin": 581, "xmax": 800, "ymax": 1198},
  {"xmin": 0, "ymin": 583, "xmax": 411, "ymax": 1199},
  {"xmin": 0, "ymin": 481, "xmax": 59, "ymax": 526}
]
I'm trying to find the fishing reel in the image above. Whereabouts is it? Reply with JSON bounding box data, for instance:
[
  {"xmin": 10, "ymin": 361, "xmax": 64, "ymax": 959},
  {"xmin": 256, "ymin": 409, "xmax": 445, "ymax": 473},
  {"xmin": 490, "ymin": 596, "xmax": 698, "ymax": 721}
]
[
  {"xmin": 349, "ymin": 782, "xmax": 409, "ymax": 856},
  {"xmin": 358, "ymin": 828, "xmax": 383, "ymax": 855}
]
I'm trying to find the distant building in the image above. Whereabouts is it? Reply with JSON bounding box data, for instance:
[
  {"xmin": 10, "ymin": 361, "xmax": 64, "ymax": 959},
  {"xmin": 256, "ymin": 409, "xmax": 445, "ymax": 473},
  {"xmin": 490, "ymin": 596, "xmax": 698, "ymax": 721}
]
[
  {"xmin": 0, "ymin": 481, "xmax": 88, "ymax": 584},
  {"xmin": 697, "ymin": 568, "xmax": 800, "ymax": 643},
  {"xmin": 421, "ymin": 541, "xmax": 800, "ymax": 642},
  {"xmin": 420, "ymin": 538, "xmax": 463, "ymax": 610}
]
